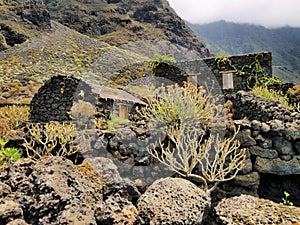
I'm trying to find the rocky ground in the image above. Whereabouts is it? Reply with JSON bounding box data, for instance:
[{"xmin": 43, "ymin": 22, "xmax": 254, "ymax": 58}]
[{"xmin": 1, "ymin": 156, "xmax": 300, "ymax": 225}]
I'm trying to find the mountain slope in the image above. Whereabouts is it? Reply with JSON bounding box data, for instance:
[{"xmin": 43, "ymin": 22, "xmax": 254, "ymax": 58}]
[
  {"xmin": 42, "ymin": 0, "xmax": 210, "ymax": 57},
  {"xmin": 0, "ymin": 0, "xmax": 212, "ymax": 104},
  {"xmin": 187, "ymin": 20, "xmax": 300, "ymax": 83}
]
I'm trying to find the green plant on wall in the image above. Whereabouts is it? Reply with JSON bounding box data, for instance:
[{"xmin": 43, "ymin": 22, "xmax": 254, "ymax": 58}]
[
  {"xmin": 150, "ymin": 53, "xmax": 176, "ymax": 73},
  {"xmin": 215, "ymin": 54, "xmax": 280, "ymax": 88},
  {"xmin": 251, "ymin": 86, "xmax": 292, "ymax": 110}
]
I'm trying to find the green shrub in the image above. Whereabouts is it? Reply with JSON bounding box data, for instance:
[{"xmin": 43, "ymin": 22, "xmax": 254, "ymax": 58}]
[
  {"xmin": 107, "ymin": 114, "xmax": 129, "ymax": 132},
  {"xmin": 150, "ymin": 54, "xmax": 176, "ymax": 73},
  {"xmin": 139, "ymin": 82, "xmax": 215, "ymax": 130},
  {"xmin": 0, "ymin": 147, "xmax": 23, "ymax": 166},
  {"xmin": 0, "ymin": 137, "xmax": 23, "ymax": 166},
  {"xmin": 252, "ymin": 86, "xmax": 292, "ymax": 110}
]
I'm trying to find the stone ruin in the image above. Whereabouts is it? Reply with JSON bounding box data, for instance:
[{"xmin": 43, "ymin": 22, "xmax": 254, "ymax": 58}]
[{"xmin": 29, "ymin": 75, "xmax": 144, "ymax": 124}]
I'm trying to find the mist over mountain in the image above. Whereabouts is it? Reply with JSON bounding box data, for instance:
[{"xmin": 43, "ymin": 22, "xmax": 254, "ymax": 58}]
[{"xmin": 187, "ymin": 20, "xmax": 300, "ymax": 83}]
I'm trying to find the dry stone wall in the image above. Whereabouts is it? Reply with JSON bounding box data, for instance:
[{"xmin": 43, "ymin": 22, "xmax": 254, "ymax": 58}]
[
  {"xmin": 156, "ymin": 52, "xmax": 272, "ymax": 90},
  {"xmin": 221, "ymin": 90, "xmax": 300, "ymax": 205},
  {"xmin": 30, "ymin": 75, "xmax": 97, "ymax": 122}
]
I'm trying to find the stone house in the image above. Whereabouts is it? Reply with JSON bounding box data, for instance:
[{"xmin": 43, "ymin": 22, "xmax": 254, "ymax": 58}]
[{"xmin": 29, "ymin": 75, "xmax": 145, "ymax": 123}]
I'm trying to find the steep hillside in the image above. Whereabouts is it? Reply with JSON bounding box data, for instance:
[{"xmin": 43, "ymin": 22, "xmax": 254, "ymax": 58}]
[
  {"xmin": 0, "ymin": 0, "xmax": 212, "ymax": 104},
  {"xmin": 42, "ymin": 0, "xmax": 210, "ymax": 57},
  {"xmin": 187, "ymin": 20, "xmax": 300, "ymax": 83}
]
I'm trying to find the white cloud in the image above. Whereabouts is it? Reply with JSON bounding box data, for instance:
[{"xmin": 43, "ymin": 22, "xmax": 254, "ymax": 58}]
[{"xmin": 167, "ymin": 0, "xmax": 300, "ymax": 28}]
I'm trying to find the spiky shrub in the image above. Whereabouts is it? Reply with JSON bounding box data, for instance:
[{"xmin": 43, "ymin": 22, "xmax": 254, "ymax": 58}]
[
  {"xmin": 142, "ymin": 82, "xmax": 246, "ymax": 194},
  {"xmin": 23, "ymin": 121, "xmax": 78, "ymax": 159},
  {"xmin": 148, "ymin": 126, "xmax": 246, "ymax": 194},
  {"xmin": 139, "ymin": 82, "xmax": 217, "ymax": 131}
]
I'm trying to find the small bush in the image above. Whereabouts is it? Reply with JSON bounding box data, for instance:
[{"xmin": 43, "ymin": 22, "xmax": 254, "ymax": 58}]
[
  {"xmin": 139, "ymin": 82, "xmax": 217, "ymax": 130},
  {"xmin": 0, "ymin": 147, "xmax": 23, "ymax": 166},
  {"xmin": 0, "ymin": 137, "xmax": 23, "ymax": 166},
  {"xmin": 23, "ymin": 121, "xmax": 78, "ymax": 159},
  {"xmin": 107, "ymin": 114, "xmax": 129, "ymax": 132},
  {"xmin": 150, "ymin": 54, "xmax": 176, "ymax": 73},
  {"xmin": 0, "ymin": 105, "xmax": 30, "ymax": 130},
  {"xmin": 252, "ymin": 86, "xmax": 292, "ymax": 110}
]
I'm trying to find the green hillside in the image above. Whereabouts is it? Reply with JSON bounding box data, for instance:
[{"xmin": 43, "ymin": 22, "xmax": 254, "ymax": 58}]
[{"xmin": 187, "ymin": 20, "xmax": 300, "ymax": 83}]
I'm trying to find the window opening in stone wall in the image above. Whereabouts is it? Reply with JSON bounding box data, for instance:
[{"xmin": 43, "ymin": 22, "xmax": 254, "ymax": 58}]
[
  {"xmin": 222, "ymin": 72, "xmax": 234, "ymax": 89},
  {"xmin": 119, "ymin": 104, "xmax": 128, "ymax": 119}
]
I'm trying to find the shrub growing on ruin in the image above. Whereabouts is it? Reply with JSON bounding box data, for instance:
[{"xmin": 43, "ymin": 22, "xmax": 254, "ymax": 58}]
[
  {"xmin": 150, "ymin": 53, "xmax": 176, "ymax": 73},
  {"xmin": 252, "ymin": 86, "xmax": 292, "ymax": 110}
]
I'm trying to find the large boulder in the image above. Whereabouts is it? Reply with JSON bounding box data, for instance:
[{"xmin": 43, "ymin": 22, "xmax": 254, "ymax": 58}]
[
  {"xmin": 208, "ymin": 194, "xmax": 300, "ymax": 225},
  {"xmin": 0, "ymin": 157, "xmax": 105, "ymax": 225},
  {"xmin": 136, "ymin": 177, "xmax": 210, "ymax": 225}
]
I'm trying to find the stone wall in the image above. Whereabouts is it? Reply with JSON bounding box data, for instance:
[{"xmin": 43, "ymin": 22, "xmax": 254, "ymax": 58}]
[
  {"xmin": 156, "ymin": 52, "xmax": 272, "ymax": 90},
  {"xmin": 30, "ymin": 75, "xmax": 97, "ymax": 122},
  {"xmin": 219, "ymin": 90, "xmax": 300, "ymax": 205},
  {"xmin": 203, "ymin": 52, "xmax": 272, "ymax": 90},
  {"xmin": 30, "ymin": 75, "xmax": 145, "ymax": 125}
]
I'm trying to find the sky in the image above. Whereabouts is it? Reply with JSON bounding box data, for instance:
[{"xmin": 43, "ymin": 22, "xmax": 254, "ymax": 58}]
[{"xmin": 167, "ymin": 0, "xmax": 300, "ymax": 28}]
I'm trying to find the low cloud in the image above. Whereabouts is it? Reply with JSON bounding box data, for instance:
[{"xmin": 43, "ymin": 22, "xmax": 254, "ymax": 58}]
[{"xmin": 167, "ymin": 0, "xmax": 300, "ymax": 28}]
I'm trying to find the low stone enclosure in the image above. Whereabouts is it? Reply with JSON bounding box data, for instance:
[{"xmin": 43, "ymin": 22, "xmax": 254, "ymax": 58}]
[{"xmin": 28, "ymin": 51, "xmax": 300, "ymax": 206}]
